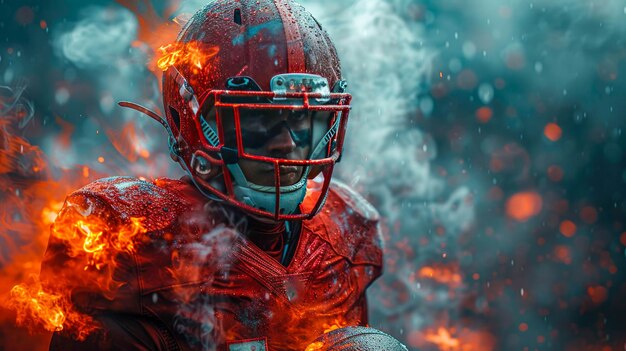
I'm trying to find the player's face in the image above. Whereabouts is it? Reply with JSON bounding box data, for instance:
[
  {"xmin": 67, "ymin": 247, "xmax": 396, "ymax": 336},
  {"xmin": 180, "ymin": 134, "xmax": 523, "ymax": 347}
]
[{"xmin": 222, "ymin": 108, "xmax": 312, "ymax": 186}]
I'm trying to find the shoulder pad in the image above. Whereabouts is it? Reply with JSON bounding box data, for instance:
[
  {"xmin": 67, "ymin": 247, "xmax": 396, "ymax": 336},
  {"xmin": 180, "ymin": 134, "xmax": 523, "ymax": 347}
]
[
  {"xmin": 329, "ymin": 179, "xmax": 380, "ymax": 221},
  {"xmin": 70, "ymin": 176, "xmax": 199, "ymax": 231},
  {"xmin": 308, "ymin": 180, "xmax": 383, "ymax": 267}
]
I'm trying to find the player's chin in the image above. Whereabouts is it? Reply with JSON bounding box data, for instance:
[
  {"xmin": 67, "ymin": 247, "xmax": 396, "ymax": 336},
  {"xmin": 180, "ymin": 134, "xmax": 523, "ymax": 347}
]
[{"xmin": 278, "ymin": 168, "xmax": 302, "ymax": 186}]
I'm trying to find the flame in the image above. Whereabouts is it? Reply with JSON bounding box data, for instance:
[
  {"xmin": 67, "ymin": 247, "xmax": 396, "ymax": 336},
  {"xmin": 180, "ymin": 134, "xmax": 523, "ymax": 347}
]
[
  {"xmin": 417, "ymin": 265, "xmax": 463, "ymax": 287},
  {"xmin": 114, "ymin": 0, "xmax": 220, "ymax": 79},
  {"xmin": 0, "ymin": 92, "xmax": 132, "ymax": 341},
  {"xmin": 105, "ymin": 122, "xmax": 152, "ymax": 163},
  {"xmin": 157, "ymin": 42, "xmax": 220, "ymax": 72},
  {"xmin": 41, "ymin": 201, "xmax": 64, "ymax": 227},
  {"xmin": 322, "ymin": 317, "xmax": 348, "ymax": 334},
  {"xmin": 52, "ymin": 212, "xmax": 146, "ymax": 272},
  {"xmin": 304, "ymin": 341, "xmax": 324, "ymax": 351},
  {"xmin": 0, "ymin": 58, "xmax": 157, "ymax": 348},
  {"xmin": 425, "ymin": 327, "xmax": 460, "ymax": 350},
  {"xmin": 7, "ymin": 277, "xmax": 97, "ymax": 341},
  {"xmin": 414, "ymin": 326, "xmax": 495, "ymax": 351},
  {"xmin": 10, "ymin": 284, "xmax": 65, "ymax": 332},
  {"xmin": 6, "ymin": 212, "xmax": 147, "ymax": 339}
]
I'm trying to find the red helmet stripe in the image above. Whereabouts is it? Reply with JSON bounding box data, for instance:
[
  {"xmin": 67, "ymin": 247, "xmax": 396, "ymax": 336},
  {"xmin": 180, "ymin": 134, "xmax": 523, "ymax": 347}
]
[{"xmin": 273, "ymin": 0, "xmax": 306, "ymax": 73}]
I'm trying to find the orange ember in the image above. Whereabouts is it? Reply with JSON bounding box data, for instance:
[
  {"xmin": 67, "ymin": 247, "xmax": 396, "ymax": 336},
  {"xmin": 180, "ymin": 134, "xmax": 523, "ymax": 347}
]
[
  {"xmin": 476, "ymin": 107, "xmax": 493, "ymax": 123},
  {"xmin": 157, "ymin": 42, "xmax": 220, "ymax": 72},
  {"xmin": 559, "ymin": 220, "xmax": 576, "ymax": 237},
  {"xmin": 413, "ymin": 327, "xmax": 495, "ymax": 351},
  {"xmin": 544, "ymin": 123, "xmax": 562, "ymax": 141},
  {"xmin": 425, "ymin": 327, "xmax": 460, "ymax": 350},
  {"xmin": 505, "ymin": 191, "xmax": 542, "ymax": 222},
  {"xmin": 587, "ymin": 285, "xmax": 608, "ymax": 304},
  {"xmin": 580, "ymin": 206, "xmax": 598, "ymax": 224},
  {"xmin": 417, "ymin": 265, "xmax": 463, "ymax": 287},
  {"xmin": 547, "ymin": 165, "xmax": 563, "ymax": 182},
  {"xmin": 554, "ymin": 245, "xmax": 572, "ymax": 264}
]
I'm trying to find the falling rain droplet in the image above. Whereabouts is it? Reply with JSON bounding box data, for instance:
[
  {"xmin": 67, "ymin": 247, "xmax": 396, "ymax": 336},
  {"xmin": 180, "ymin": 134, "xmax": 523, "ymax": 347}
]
[
  {"xmin": 478, "ymin": 83, "xmax": 494, "ymax": 104},
  {"xmin": 419, "ymin": 96, "xmax": 434, "ymax": 116}
]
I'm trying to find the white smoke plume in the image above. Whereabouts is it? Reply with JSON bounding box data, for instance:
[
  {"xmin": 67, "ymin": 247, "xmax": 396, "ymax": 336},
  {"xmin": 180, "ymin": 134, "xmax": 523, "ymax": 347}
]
[
  {"xmin": 54, "ymin": 7, "xmax": 138, "ymax": 69},
  {"xmin": 49, "ymin": 5, "xmax": 173, "ymax": 176},
  {"xmin": 298, "ymin": 0, "xmax": 478, "ymax": 346}
]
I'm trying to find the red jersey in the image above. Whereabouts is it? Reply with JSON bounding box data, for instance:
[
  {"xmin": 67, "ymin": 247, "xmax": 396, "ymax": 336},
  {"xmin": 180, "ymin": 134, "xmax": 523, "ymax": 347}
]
[{"xmin": 40, "ymin": 176, "xmax": 382, "ymax": 351}]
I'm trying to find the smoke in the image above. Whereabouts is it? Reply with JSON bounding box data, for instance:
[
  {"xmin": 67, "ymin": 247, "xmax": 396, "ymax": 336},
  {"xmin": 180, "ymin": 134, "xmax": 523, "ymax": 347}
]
[
  {"xmin": 171, "ymin": 227, "xmax": 239, "ymax": 351},
  {"xmin": 53, "ymin": 7, "xmax": 138, "ymax": 69},
  {"xmin": 48, "ymin": 5, "xmax": 177, "ymax": 177},
  {"xmin": 295, "ymin": 0, "xmax": 484, "ymax": 347},
  {"xmin": 0, "ymin": 84, "xmax": 34, "ymax": 128}
]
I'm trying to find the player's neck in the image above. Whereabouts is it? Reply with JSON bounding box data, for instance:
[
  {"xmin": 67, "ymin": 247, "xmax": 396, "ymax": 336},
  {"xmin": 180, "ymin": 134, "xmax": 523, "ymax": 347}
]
[{"xmin": 246, "ymin": 215, "xmax": 286, "ymax": 236}]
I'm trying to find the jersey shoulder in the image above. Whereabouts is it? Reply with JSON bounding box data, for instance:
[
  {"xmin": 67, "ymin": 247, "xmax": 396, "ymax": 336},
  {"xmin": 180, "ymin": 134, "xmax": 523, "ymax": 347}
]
[
  {"xmin": 65, "ymin": 176, "xmax": 203, "ymax": 231},
  {"xmin": 309, "ymin": 179, "xmax": 383, "ymax": 267},
  {"xmin": 328, "ymin": 179, "xmax": 380, "ymax": 222},
  {"xmin": 41, "ymin": 177, "xmax": 207, "ymax": 311}
]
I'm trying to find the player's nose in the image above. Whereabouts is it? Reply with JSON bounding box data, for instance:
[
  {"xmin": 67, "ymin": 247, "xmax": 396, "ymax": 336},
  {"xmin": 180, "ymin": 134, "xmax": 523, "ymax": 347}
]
[{"xmin": 266, "ymin": 124, "xmax": 297, "ymax": 156}]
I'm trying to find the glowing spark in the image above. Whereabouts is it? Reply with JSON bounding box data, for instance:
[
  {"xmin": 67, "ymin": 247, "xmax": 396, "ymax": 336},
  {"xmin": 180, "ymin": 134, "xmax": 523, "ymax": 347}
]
[{"xmin": 543, "ymin": 123, "xmax": 562, "ymax": 141}]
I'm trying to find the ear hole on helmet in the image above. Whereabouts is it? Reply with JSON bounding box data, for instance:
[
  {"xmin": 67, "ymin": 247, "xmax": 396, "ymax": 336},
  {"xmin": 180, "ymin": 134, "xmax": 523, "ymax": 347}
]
[
  {"xmin": 234, "ymin": 9, "xmax": 242, "ymax": 25},
  {"xmin": 191, "ymin": 152, "xmax": 221, "ymax": 179},
  {"xmin": 169, "ymin": 105, "xmax": 181, "ymax": 132}
]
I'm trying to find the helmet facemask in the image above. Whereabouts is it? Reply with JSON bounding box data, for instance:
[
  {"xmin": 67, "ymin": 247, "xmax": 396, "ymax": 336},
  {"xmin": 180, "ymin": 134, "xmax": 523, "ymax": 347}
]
[{"xmin": 189, "ymin": 73, "xmax": 351, "ymax": 221}]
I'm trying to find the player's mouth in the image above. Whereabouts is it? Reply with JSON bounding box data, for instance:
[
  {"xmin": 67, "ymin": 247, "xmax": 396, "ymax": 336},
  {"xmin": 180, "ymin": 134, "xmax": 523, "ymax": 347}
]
[{"xmin": 261, "ymin": 166, "xmax": 302, "ymax": 186}]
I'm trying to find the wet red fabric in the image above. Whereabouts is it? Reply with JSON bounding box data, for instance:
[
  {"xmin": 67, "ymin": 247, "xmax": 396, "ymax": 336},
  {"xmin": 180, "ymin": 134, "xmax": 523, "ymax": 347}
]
[{"xmin": 40, "ymin": 176, "xmax": 382, "ymax": 350}]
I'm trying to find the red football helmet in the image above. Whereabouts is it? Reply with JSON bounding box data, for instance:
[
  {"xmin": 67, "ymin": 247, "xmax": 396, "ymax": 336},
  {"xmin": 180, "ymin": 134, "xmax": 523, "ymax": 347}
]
[{"xmin": 151, "ymin": 0, "xmax": 351, "ymax": 221}]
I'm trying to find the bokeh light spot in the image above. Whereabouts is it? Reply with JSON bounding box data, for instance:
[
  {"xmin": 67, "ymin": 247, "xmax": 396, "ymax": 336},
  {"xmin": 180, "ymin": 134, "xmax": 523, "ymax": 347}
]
[
  {"xmin": 547, "ymin": 165, "xmax": 563, "ymax": 182},
  {"xmin": 559, "ymin": 220, "xmax": 576, "ymax": 237},
  {"xmin": 476, "ymin": 107, "xmax": 493, "ymax": 123},
  {"xmin": 544, "ymin": 123, "xmax": 562, "ymax": 141},
  {"xmin": 580, "ymin": 206, "xmax": 598, "ymax": 224},
  {"xmin": 505, "ymin": 192, "xmax": 543, "ymax": 222}
]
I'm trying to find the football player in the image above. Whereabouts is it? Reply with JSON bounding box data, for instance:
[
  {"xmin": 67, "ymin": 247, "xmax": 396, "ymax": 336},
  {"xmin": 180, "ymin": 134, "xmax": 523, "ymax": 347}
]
[{"xmin": 40, "ymin": 0, "xmax": 406, "ymax": 350}]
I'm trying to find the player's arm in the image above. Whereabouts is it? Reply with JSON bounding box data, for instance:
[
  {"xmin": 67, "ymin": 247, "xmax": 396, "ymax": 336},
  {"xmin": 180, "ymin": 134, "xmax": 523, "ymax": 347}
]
[{"xmin": 40, "ymin": 191, "xmax": 176, "ymax": 350}]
